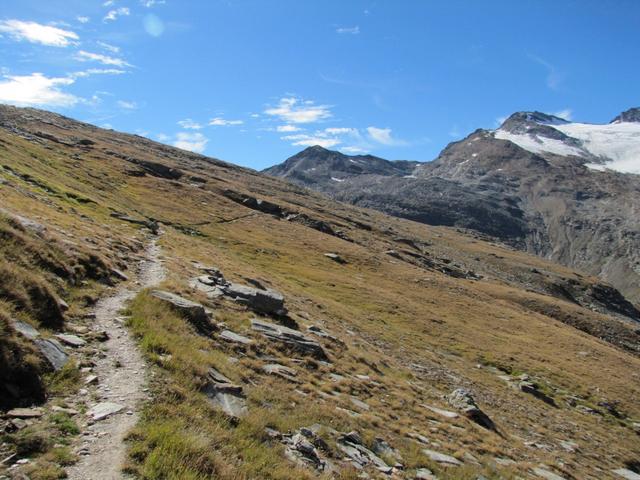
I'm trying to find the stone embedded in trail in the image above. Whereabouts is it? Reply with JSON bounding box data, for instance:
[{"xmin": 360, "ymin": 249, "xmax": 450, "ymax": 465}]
[
  {"xmin": 613, "ymin": 469, "xmax": 640, "ymax": 480},
  {"xmin": 12, "ymin": 321, "xmax": 40, "ymax": 340},
  {"xmin": 35, "ymin": 338, "xmax": 69, "ymax": 371},
  {"xmin": 219, "ymin": 329, "xmax": 253, "ymax": 345},
  {"xmin": 151, "ymin": 290, "xmax": 215, "ymax": 335},
  {"xmin": 6, "ymin": 408, "xmax": 44, "ymax": 418},
  {"xmin": 202, "ymin": 367, "xmax": 248, "ymax": 418},
  {"xmin": 55, "ymin": 333, "xmax": 87, "ymax": 347},
  {"xmin": 86, "ymin": 402, "xmax": 124, "ymax": 421},
  {"xmin": 446, "ymin": 388, "xmax": 496, "ymax": 431},
  {"xmin": 251, "ymin": 318, "xmax": 328, "ymax": 360},
  {"xmin": 422, "ymin": 449, "xmax": 462, "ymax": 466}
]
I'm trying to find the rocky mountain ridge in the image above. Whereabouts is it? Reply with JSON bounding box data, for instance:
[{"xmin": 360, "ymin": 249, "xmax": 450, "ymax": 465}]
[{"xmin": 265, "ymin": 109, "xmax": 640, "ymax": 306}]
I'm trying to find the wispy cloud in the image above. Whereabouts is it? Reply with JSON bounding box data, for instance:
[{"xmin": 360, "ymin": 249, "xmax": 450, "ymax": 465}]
[
  {"xmin": 97, "ymin": 40, "xmax": 120, "ymax": 53},
  {"xmin": 70, "ymin": 68, "xmax": 126, "ymax": 78},
  {"xmin": 178, "ymin": 118, "xmax": 203, "ymax": 129},
  {"xmin": 173, "ymin": 132, "xmax": 208, "ymax": 153},
  {"xmin": 209, "ymin": 117, "xmax": 243, "ymax": 126},
  {"xmin": 0, "ymin": 20, "xmax": 79, "ymax": 47},
  {"xmin": 366, "ymin": 126, "xmax": 406, "ymax": 146},
  {"xmin": 76, "ymin": 16, "xmax": 90, "ymax": 24},
  {"xmin": 104, "ymin": 7, "xmax": 130, "ymax": 22},
  {"xmin": 529, "ymin": 54, "xmax": 564, "ymax": 90},
  {"xmin": 265, "ymin": 97, "xmax": 332, "ymax": 124},
  {"xmin": 336, "ymin": 25, "xmax": 360, "ymax": 35},
  {"xmin": 141, "ymin": 0, "xmax": 166, "ymax": 6},
  {"xmin": 117, "ymin": 100, "xmax": 137, "ymax": 109},
  {"xmin": 282, "ymin": 133, "xmax": 341, "ymax": 149},
  {"xmin": 0, "ymin": 73, "xmax": 78, "ymax": 107},
  {"xmin": 75, "ymin": 50, "xmax": 131, "ymax": 67},
  {"xmin": 276, "ymin": 124, "xmax": 301, "ymax": 133}
]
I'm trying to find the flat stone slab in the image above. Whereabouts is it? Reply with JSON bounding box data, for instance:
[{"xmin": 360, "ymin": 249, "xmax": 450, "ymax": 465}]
[
  {"xmin": 532, "ymin": 467, "xmax": 567, "ymax": 480},
  {"xmin": 219, "ymin": 329, "xmax": 253, "ymax": 345},
  {"xmin": 350, "ymin": 397, "xmax": 370, "ymax": 411},
  {"xmin": 415, "ymin": 468, "xmax": 437, "ymax": 480},
  {"xmin": 151, "ymin": 290, "xmax": 213, "ymax": 335},
  {"xmin": 423, "ymin": 404, "xmax": 459, "ymax": 419},
  {"xmin": 6, "ymin": 408, "xmax": 44, "ymax": 418},
  {"xmin": 263, "ymin": 363, "xmax": 299, "ymax": 382},
  {"xmin": 86, "ymin": 402, "xmax": 124, "ymax": 421},
  {"xmin": 55, "ymin": 333, "xmax": 87, "ymax": 347},
  {"xmin": 35, "ymin": 338, "xmax": 69, "ymax": 371},
  {"xmin": 422, "ymin": 449, "xmax": 462, "ymax": 466},
  {"xmin": 12, "ymin": 321, "xmax": 40, "ymax": 340},
  {"xmin": 613, "ymin": 469, "xmax": 640, "ymax": 480},
  {"xmin": 251, "ymin": 319, "xmax": 327, "ymax": 360}
]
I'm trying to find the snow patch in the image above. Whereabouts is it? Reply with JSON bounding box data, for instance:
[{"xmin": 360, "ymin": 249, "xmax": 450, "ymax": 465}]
[
  {"xmin": 494, "ymin": 129, "xmax": 584, "ymax": 157},
  {"xmin": 331, "ymin": 177, "xmax": 345, "ymax": 182}
]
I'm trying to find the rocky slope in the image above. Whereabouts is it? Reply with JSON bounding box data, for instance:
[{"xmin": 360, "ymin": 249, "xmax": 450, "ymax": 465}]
[
  {"xmin": 1, "ymin": 104, "xmax": 640, "ymax": 480},
  {"xmin": 264, "ymin": 109, "xmax": 640, "ymax": 306}
]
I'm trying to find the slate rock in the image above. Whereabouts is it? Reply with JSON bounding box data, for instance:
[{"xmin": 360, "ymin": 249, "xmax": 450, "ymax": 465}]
[
  {"xmin": 336, "ymin": 431, "xmax": 391, "ymax": 473},
  {"xmin": 422, "ymin": 404, "xmax": 459, "ymax": 419},
  {"xmin": 151, "ymin": 290, "xmax": 214, "ymax": 335},
  {"xmin": 263, "ymin": 364, "xmax": 299, "ymax": 382},
  {"xmin": 532, "ymin": 467, "xmax": 567, "ymax": 480},
  {"xmin": 219, "ymin": 329, "xmax": 253, "ymax": 345},
  {"xmin": 415, "ymin": 468, "xmax": 437, "ymax": 480},
  {"xmin": 5, "ymin": 408, "xmax": 44, "ymax": 419},
  {"xmin": 12, "ymin": 321, "xmax": 40, "ymax": 340},
  {"xmin": 447, "ymin": 388, "xmax": 496, "ymax": 431},
  {"xmin": 324, "ymin": 253, "xmax": 347, "ymax": 264},
  {"xmin": 222, "ymin": 283, "xmax": 287, "ymax": 316},
  {"xmin": 519, "ymin": 380, "xmax": 556, "ymax": 406},
  {"xmin": 35, "ymin": 338, "xmax": 69, "ymax": 371},
  {"xmin": 251, "ymin": 319, "xmax": 328, "ymax": 360},
  {"xmin": 422, "ymin": 449, "xmax": 462, "ymax": 466},
  {"xmin": 55, "ymin": 334, "xmax": 87, "ymax": 348},
  {"xmin": 202, "ymin": 367, "xmax": 247, "ymax": 418},
  {"xmin": 613, "ymin": 469, "xmax": 640, "ymax": 480}
]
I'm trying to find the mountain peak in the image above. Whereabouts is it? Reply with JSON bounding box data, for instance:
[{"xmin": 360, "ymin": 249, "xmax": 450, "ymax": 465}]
[
  {"xmin": 610, "ymin": 107, "xmax": 640, "ymax": 124},
  {"xmin": 500, "ymin": 111, "xmax": 569, "ymax": 130}
]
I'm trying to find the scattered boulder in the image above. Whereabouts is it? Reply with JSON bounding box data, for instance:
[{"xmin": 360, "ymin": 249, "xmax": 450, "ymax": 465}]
[
  {"xmin": 422, "ymin": 448, "xmax": 462, "ymax": 466},
  {"xmin": 35, "ymin": 338, "xmax": 69, "ymax": 371},
  {"xmin": 251, "ymin": 319, "xmax": 328, "ymax": 360},
  {"xmin": 86, "ymin": 402, "xmax": 124, "ymax": 421},
  {"xmin": 518, "ymin": 375, "xmax": 556, "ymax": 406},
  {"xmin": 324, "ymin": 253, "xmax": 346, "ymax": 264},
  {"xmin": 532, "ymin": 467, "xmax": 567, "ymax": 480},
  {"xmin": 422, "ymin": 404, "xmax": 459, "ymax": 419},
  {"xmin": 281, "ymin": 427, "xmax": 333, "ymax": 472},
  {"xmin": 446, "ymin": 388, "xmax": 496, "ymax": 431},
  {"xmin": 202, "ymin": 367, "xmax": 247, "ymax": 418},
  {"xmin": 219, "ymin": 329, "xmax": 253, "ymax": 345},
  {"xmin": 336, "ymin": 430, "xmax": 392, "ymax": 473},
  {"xmin": 151, "ymin": 290, "xmax": 215, "ymax": 335},
  {"xmin": 262, "ymin": 364, "xmax": 299, "ymax": 382}
]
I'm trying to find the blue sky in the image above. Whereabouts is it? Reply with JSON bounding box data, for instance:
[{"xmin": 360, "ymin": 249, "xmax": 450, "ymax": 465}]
[{"xmin": 0, "ymin": 0, "xmax": 638, "ymax": 169}]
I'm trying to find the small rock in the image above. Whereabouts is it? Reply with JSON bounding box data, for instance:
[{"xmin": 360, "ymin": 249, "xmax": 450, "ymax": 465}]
[
  {"xmin": 422, "ymin": 449, "xmax": 462, "ymax": 466},
  {"xmin": 151, "ymin": 290, "xmax": 215, "ymax": 335},
  {"xmin": 415, "ymin": 468, "xmax": 437, "ymax": 480},
  {"xmin": 86, "ymin": 402, "xmax": 124, "ymax": 421},
  {"xmin": 422, "ymin": 404, "xmax": 459, "ymax": 419},
  {"xmin": 11, "ymin": 321, "xmax": 40, "ymax": 340},
  {"xmin": 219, "ymin": 329, "xmax": 253, "ymax": 345},
  {"xmin": 263, "ymin": 364, "xmax": 299, "ymax": 382},
  {"xmin": 85, "ymin": 375, "xmax": 99, "ymax": 385},
  {"xmin": 55, "ymin": 334, "xmax": 87, "ymax": 347},
  {"xmin": 35, "ymin": 338, "xmax": 69, "ymax": 371},
  {"xmin": 251, "ymin": 318, "xmax": 327, "ymax": 360},
  {"xmin": 5, "ymin": 408, "xmax": 44, "ymax": 419},
  {"xmin": 613, "ymin": 469, "xmax": 640, "ymax": 480},
  {"xmin": 532, "ymin": 467, "xmax": 567, "ymax": 480},
  {"xmin": 324, "ymin": 253, "xmax": 346, "ymax": 264},
  {"xmin": 447, "ymin": 388, "xmax": 495, "ymax": 431}
]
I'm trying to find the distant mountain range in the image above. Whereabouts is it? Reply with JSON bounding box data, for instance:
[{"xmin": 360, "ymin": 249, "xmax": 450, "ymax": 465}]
[{"xmin": 265, "ymin": 108, "xmax": 640, "ymax": 304}]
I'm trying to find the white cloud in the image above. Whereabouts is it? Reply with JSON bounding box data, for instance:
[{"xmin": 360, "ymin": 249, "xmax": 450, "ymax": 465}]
[
  {"xmin": 104, "ymin": 7, "xmax": 130, "ymax": 22},
  {"xmin": 103, "ymin": 0, "xmax": 115, "ymax": 6},
  {"xmin": 336, "ymin": 25, "xmax": 360, "ymax": 35},
  {"xmin": 324, "ymin": 127, "xmax": 357, "ymax": 135},
  {"xmin": 276, "ymin": 124, "xmax": 301, "ymax": 132},
  {"xmin": 71, "ymin": 68, "xmax": 126, "ymax": 78},
  {"xmin": 141, "ymin": 0, "xmax": 166, "ymax": 6},
  {"xmin": 97, "ymin": 41, "xmax": 120, "ymax": 53},
  {"xmin": 366, "ymin": 126, "xmax": 406, "ymax": 146},
  {"xmin": 282, "ymin": 134, "xmax": 341, "ymax": 149},
  {"xmin": 553, "ymin": 109, "xmax": 573, "ymax": 121},
  {"xmin": 0, "ymin": 73, "xmax": 78, "ymax": 107},
  {"xmin": 117, "ymin": 100, "xmax": 137, "ymax": 109},
  {"xmin": 0, "ymin": 20, "xmax": 79, "ymax": 47},
  {"xmin": 75, "ymin": 50, "xmax": 131, "ymax": 67},
  {"xmin": 264, "ymin": 97, "xmax": 331, "ymax": 124},
  {"xmin": 209, "ymin": 117, "xmax": 243, "ymax": 126},
  {"xmin": 173, "ymin": 132, "xmax": 208, "ymax": 153},
  {"xmin": 77, "ymin": 16, "xmax": 90, "ymax": 24},
  {"xmin": 178, "ymin": 118, "xmax": 203, "ymax": 130},
  {"xmin": 341, "ymin": 146, "xmax": 368, "ymax": 154}
]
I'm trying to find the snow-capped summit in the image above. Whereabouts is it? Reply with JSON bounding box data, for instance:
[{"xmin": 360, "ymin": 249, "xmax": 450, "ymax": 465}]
[{"xmin": 494, "ymin": 109, "xmax": 640, "ymax": 174}]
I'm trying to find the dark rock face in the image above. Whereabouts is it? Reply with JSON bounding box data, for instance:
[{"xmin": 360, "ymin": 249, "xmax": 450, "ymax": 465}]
[{"xmin": 264, "ymin": 112, "xmax": 640, "ymax": 308}]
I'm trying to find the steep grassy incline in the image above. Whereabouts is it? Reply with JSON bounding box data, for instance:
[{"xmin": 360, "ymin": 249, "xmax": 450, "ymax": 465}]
[{"xmin": 0, "ymin": 105, "xmax": 639, "ymax": 479}]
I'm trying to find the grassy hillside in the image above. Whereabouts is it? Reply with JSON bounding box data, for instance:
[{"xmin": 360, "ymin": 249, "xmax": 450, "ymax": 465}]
[{"xmin": 0, "ymin": 105, "xmax": 638, "ymax": 479}]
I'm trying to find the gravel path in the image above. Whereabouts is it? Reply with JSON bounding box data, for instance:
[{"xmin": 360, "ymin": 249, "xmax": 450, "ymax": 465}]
[{"xmin": 66, "ymin": 238, "xmax": 165, "ymax": 480}]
